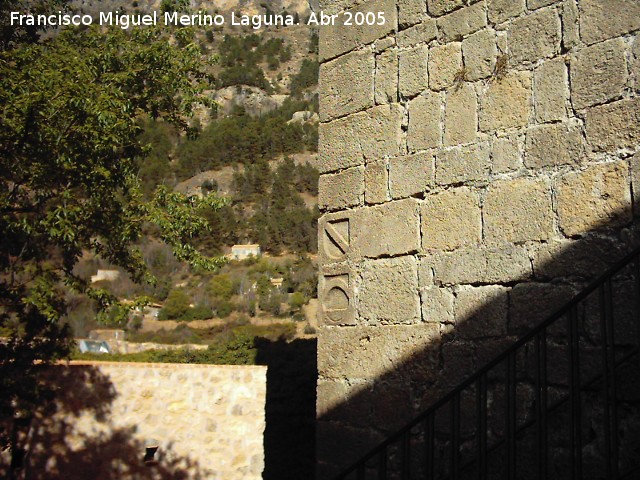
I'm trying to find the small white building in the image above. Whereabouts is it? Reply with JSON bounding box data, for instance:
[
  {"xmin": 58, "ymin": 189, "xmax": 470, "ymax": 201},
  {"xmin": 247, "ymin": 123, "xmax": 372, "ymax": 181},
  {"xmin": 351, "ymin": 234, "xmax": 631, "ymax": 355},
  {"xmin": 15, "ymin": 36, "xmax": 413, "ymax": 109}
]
[
  {"xmin": 90, "ymin": 269, "xmax": 121, "ymax": 283},
  {"xmin": 229, "ymin": 244, "xmax": 261, "ymax": 260}
]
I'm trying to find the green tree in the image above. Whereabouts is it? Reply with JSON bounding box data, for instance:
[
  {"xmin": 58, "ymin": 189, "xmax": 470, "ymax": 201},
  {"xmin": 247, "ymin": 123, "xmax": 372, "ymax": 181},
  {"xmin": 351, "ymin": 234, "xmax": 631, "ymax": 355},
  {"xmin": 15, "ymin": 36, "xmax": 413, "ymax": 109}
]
[
  {"xmin": 160, "ymin": 289, "xmax": 191, "ymax": 320},
  {"xmin": 0, "ymin": 24, "xmax": 222, "ymax": 468}
]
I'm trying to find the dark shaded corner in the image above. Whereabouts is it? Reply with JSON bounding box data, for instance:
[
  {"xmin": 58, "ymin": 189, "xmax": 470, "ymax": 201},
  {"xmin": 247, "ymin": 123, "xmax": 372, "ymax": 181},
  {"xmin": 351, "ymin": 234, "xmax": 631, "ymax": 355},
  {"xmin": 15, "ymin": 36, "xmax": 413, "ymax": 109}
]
[{"xmin": 256, "ymin": 336, "xmax": 318, "ymax": 480}]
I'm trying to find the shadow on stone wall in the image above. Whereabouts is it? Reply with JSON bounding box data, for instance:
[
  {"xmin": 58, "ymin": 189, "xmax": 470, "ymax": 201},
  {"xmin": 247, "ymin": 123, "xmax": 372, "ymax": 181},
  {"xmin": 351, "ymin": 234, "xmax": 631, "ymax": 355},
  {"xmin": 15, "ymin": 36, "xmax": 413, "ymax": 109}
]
[
  {"xmin": 317, "ymin": 214, "xmax": 640, "ymax": 479},
  {"xmin": 256, "ymin": 337, "xmax": 318, "ymax": 480},
  {"xmin": 0, "ymin": 365, "xmax": 209, "ymax": 479}
]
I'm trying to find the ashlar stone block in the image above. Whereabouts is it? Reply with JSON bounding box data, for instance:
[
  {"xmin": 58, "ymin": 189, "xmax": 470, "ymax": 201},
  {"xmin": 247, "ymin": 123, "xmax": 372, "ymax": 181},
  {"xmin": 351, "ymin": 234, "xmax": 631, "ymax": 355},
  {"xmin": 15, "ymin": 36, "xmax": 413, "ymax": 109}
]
[
  {"xmin": 484, "ymin": 177, "xmax": 553, "ymax": 244},
  {"xmin": 427, "ymin": 0, "xmax": 464, "ymax": 17},
  {"xmin": 365, "ymin": 161, "xmax": 388, "ymax": 204},
  {"xmin": 397, "ymin": 20, "xmax": 438, "ymax": 47},
  {"xmin": 509, "ymin": 282, "xmax": 575, "ymax": 333},
  {"xmin": 429, "ymin": 42, "xmax": 463, "ymax": 91},
  {"xmin": 421, "ymin": 286, "xmax": 455, "ymax": 323},
  {"xmin": 533, "ymin": 57, "xmax": 569, "ymax": 122},
  {"xmin": 359, "ymin": 256, "xmax": 421, "ymax": 325},
  {"xmin": 421, "ymin": 187, "xmax": 482, "ymax": 250},
  {"xmin": 320, "ymin": 49, "xmax": 374, "ymax": 122},
  {"xmin": 556, "ymin": 161, "xmax": 632, "ymax": 236},
  {"xmin": 585, "ymin": 98, "xmax": 640, "ymax": 152},
  {"xmin": 444, "ymin": 82, "xmax": 478, "ymax": 146},
  {"xmin": 488, "ymin": 0, "xmax": 525, "ymax": 24},
  {"xmin": 632, "ymin": 152, "xmax": 640, "ymax": 214},
  {"xmin": 353, "ymin": 199, "xmax": 422, "ymax": 258},
  {"xmin": 319, "ymin": 0, "xmax": 397, "ymax": 60},
  {"xmin": 436, "ymin": 143, "xmax": 490, "ymax": 185},
  {"xmin": 462, "ymin": 29, "xmax": 497, "ymax": 81},
  {"xmin": 398, "ymin": 0, "xmax": 428, "ymax": 27},
  {"xmin": 437, "ymin": 2, "xmax": 487, "ymax": 42},
  {"xmin": 455, "ymin": 285, "xmax": 509, "ymax": 339},
  {"xmin": 561, "ymin": 0, "xmax": 579, "ymax": 50},
  {"xmin": 317, "ymin": 323, "xmax": 440, "ymax": 380},
  {"xmin": 508, "ymin": 8, "xmax": 561, "ymax": 65},
  {"xmin": 319, "ymin": 166, "xmax": 365, "ymax": 211},
  {"xmin": 375, "ymin": 49, "xmax": 398, "ymax": 105},
  {"xmin": 399, "ymin": 46, "xmax": 429, "ymax": 97},
  {"xmin": 480, "ymin": 71, "xmax": 532, "ymax": 132},
  {"xmin": 319, "ymin": 211, "xmax": 352, "ymax": 264},
  {"xmin": 319, "ymin": 104, "xmax": 404, "ymax": 173},
  {"xmin": 579, "ymin": 0, "xmax": 640, "ymax": 45},
  {"xmin": 570, "ymin": 38, "xmax": 628, "ymax": 110},
  {"xmin": 528, "ymin": 0, "xmax": 559, "ymax": 9},
  {"xmin": 320, "ymin": 271, "xmax": 356, "ymax": 326},
  {"xmin": 389, "ymin": 152, "xmax": 435, "ymax": 199},
  {"xmin": 431, "ymin": 244, "xmax": 531, "ymax": 285},
  {"xmin": 524, "ymin": 121, "xmax": 585, "ymax": 169},
  {"xmin": 491, "ymin": 135, "xmax": 522, "ymax": 173},
  {"xmin": 407, "ymin": 92, "xmax": 443, "ymax": 151}
]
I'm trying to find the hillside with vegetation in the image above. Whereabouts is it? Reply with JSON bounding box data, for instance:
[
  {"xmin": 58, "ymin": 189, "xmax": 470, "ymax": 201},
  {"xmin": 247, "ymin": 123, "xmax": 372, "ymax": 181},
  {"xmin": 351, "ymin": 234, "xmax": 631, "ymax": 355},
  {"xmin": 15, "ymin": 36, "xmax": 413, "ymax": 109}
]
[{"xmin": 64, "ymin": 0, "xmax": 322, "ymax": 351}]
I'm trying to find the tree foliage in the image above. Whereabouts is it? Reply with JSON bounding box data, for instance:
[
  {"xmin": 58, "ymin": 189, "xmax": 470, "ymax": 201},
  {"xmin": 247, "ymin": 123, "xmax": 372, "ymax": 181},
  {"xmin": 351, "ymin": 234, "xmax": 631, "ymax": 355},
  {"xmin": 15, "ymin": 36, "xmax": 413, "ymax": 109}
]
[{"xmin": 0, "ymin": 24, "xmax": 223, "ymax": 461}]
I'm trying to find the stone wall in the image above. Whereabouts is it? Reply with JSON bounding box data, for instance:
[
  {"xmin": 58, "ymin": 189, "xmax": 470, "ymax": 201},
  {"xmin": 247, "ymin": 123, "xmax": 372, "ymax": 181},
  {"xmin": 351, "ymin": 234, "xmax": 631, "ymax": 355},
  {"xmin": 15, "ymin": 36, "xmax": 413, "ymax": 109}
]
[
  {"xmin": 316, "ymin": 0, "xmax": 640, "ymax": 476},
  {"xmin": 20, "ymin": 362, "xmax": 266, "ymax": 479}
]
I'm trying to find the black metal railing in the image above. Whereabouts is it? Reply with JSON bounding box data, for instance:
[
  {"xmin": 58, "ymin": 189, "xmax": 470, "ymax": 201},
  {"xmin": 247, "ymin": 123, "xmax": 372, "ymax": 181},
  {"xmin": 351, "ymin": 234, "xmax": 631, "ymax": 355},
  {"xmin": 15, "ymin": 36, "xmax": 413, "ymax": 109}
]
[{"xmin": 334, "ymin": 245, "xmax": 640, "ymax": 480}]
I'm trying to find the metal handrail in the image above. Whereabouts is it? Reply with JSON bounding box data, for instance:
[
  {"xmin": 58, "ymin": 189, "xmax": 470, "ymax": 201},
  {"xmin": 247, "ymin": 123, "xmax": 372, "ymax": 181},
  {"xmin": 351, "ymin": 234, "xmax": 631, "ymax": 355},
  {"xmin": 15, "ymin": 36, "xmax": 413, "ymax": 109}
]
[{"xmin": 334, "ymin": 244, "xmax": 640, "ymax": 479}]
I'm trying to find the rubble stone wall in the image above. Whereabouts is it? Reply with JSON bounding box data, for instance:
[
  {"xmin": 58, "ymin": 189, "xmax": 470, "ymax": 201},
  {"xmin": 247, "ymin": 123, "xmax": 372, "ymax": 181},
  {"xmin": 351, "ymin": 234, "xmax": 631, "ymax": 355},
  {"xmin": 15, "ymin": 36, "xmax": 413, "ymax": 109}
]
[
  {"xmin": 317, "ymin": 0, "xmax": 640, "ymax": 476},
  {"xmin": 44, "ymin": 362, "xmax": 266, "ymax": 479}
]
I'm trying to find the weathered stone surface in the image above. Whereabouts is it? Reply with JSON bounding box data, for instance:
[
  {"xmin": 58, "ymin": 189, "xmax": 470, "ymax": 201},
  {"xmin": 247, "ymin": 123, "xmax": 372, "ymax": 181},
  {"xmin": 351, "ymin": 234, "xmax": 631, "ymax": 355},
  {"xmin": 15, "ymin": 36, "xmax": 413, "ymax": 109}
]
[
  {"xmin": 488, "ymin": 0, "xmax": 525, "ymax": 24},
  {"xmin": 585, "ymin": 98, "xmax": 640, "ymax": 152},
  {"xmin": 360, "ymin": 256, "xmax": 421, "ymax": 324},
  {"xmin": 389, "ymin": 152, "xmax": 435, "ymax": 199},
  {"xmin": 484, "ymin": 178, "xmax": 553, "ymax": 244},
  {"xmin": 429, "ymin": 42, "xmax": 463, "ymax": 91},
  {"xmin": 398, "ymin": 0, "xmax": 428, "ymax": 27},
  {"xmin": 397, "ymin": 19, "xmax": 438, "ymax": 47},
  {"xmin": 432, "ymin": 245, "xmax": 532, "ymax": 285},
  {"xmin": 462, "ymin": 29, "xmax": 497, "ymax": 81},
  {"xmin": 317, "ymin": 323, "xmax": 441, "ymax": 380},
  {"xmin": 556, "ymin": 161, "xmax": 632, "ymax": 236},
  {"xmin": 528, "ymin": 0, "xmax": 559, "ymax": 9},
  {"xmin": 320, "ymin": 0, "xmax": 398, "ymax": 60},
  {"xmin": 375, "ymin": 49, "xmax": 398, "ymax": 105},
  {"xmin": 632, "ymin": 152, "xmax": 640, "ymax": 214},
  {"xmin": 407, "ymin": 92, "xmax": 442, "ymax": 151},
  {"xmin": 421, "ymin": 187, "xmax": 482, "ymax": 250},
  {"xmin": 319, "ymin": 104, "xmax": 403, "ymax": 173},
  {"xmin": 485, "ymin": 245, "xmax": 533, "ymax": 283},
  {"xmin": 418, "ymin": 255, "xmax": 435, "ymax": 286},
  {"xmin": 436, "ymin": 143, "xmax": 490, "ymax": 185},
  {"xmin": 316, "ymin": 379, "xmax": 370, "ymax": 424},
  {"xmin": 508, "ymin": 8, "xmax": 561, "ymax": 65},
  {"xmin": 421, "ymin": 286, "xmax": 455, "ymax": 323},
  {"xmin": 570, "ymin": 38, "xmax": 627, "ymax": 110},
  {"xmin": 491, "ymin": 134, "xmax": 521, "ymax": 173},
  {"xmin": 399, "ymin": 45, "xmax": 429, "ymax": 97},
  {"xmin": 455, "ymin": 285, "xmax": 509, "ymax": 339},
  {"xmin": 444, "ymin": 83, "xmax": 478, "ymax": 146},
  {"xmin": 561, "ymin": 0, "xmax": 579, "ymax": 50},
  {"xmin": 579, "ymin": 0, "xmax": 640, "ymax": 45},
  {"xmin": 524, "ymin": 121, "xmax": 584, "ymax": 168},
  {"xmin": 480, "ymin": 71, "xmax": 532, "ymax": 132},
  {"xmin": 633, "ymin": 36, "xmax": 640, "ymax": 92},
  {"xmin": 437, "ymin": 2, "xmax": 487, "ymax": 42},
  {"xmin": 427, "ymin": 0, "xmax": 464, "ymax": 17},
  {"xmin": 532, "ymin": 237, "xmax": 626, "ymax": 280},
  {"xmin": 365, "ymin": 161, "xmax": 388, "ymax": 204},
  {"xmin": 353, "ymin": 199, "xmax": 422, "ymax": 257},
  {"xmin": 509, "ymin": 282, "xmax": 575, "ymax": 333},
  {"xmin": 534, "ymin": 57, "xmax": 568, "ymax": 122},
  {"xmin": 319, "ymin": 167, "xmax": 365, "ymax": 211},
  {"xmin": 320, "ymin": 49, "xmax": 374, "ymax": 121}
]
